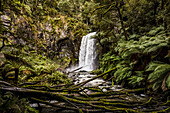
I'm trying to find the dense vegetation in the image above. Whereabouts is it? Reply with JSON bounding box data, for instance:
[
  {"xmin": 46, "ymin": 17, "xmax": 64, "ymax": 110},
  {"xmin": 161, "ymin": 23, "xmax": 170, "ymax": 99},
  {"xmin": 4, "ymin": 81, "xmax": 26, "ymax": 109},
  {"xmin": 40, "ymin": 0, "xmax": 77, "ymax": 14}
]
[{"xmin": 0, "ymin": 0, "xmax": 170, "ymax": 112}]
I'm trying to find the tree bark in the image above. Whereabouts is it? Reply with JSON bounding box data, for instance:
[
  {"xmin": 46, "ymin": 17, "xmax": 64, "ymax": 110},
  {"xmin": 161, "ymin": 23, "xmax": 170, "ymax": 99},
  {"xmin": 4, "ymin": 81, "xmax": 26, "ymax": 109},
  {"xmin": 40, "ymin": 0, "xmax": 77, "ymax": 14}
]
[{"xmin": 14, "ymin": 68, "xmax": 19, "ymax": 85}]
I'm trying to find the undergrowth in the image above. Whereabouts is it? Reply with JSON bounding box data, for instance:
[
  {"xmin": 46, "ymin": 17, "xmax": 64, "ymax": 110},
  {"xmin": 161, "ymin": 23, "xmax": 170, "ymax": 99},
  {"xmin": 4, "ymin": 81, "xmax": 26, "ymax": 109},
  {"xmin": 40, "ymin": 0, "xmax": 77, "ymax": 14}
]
[
  {"xmin": 0, "ymin": 46, "xmax": 72, "ymax": 86},
  {"xmin": 98, "ymin": 26, "xmax": 170, "ymax": 92}
]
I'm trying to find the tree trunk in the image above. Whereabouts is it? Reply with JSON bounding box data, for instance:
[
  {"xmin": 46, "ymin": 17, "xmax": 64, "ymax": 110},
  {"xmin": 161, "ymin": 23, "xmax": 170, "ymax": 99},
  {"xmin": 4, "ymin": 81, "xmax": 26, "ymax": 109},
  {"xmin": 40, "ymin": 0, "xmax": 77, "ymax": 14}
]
[
  {"xmin": 116, "ymin": 1, "xmax": 128, "ymax": 41},
  {"xmin": 14, "ymin": 68, "xmax": 19, "ymax": 85}
]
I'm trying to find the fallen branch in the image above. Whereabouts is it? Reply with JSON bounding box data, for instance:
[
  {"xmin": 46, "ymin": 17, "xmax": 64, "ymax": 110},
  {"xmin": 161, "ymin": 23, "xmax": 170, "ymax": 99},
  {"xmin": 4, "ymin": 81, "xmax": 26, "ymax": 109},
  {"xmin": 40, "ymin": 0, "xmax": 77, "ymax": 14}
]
[{"xmin": 70, "ymin": 67, "xmax": 117, "ymax": 89}]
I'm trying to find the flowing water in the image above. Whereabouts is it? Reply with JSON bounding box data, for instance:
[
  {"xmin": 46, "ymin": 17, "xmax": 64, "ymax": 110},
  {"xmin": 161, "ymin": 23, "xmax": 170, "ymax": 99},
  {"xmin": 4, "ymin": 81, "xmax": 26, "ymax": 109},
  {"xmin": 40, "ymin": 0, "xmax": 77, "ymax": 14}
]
[
  {"xmin": 67, "ymin": 32, "xmax": 105, "ymax": 87},
  {"xmin": 68, "ymin": 32, "xmax": 119, "ymax": 88},
  {"xmin": 79, "ymin": 32, "xmax": 98, "ymax": 71}
]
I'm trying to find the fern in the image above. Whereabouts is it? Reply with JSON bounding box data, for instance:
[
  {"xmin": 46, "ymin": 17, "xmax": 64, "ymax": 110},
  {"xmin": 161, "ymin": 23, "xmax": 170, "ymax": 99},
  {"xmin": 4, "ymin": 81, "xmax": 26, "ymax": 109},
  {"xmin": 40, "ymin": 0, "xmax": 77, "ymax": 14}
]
[
  {"xmin": 115, "ymin": 30, "xmax": 169, "ymax": 59},
  {"xmin": 147, "ymin": 62, "xmax": 170, "ymax": 91},
  {"xmin": 147, "ymin": 26, "xmax": 164, "ymax": 36},
  {"xmin": 128, "ymin": 76, "xmax": 144, "ymax": 86},
  {"xmin": 166, "ymin": 75, "xmax": 170, "ymax": 88},
  {"xmin": 121, "ymin": 48, "xmax": 141, "ymax": 59},
  {"xmin": 104, "ymin": 27, "xmax": 170, "ymax": 89},
  {"xmin": 99, "ymin": 52, "xmax": 120, "ymax": 72},
  {"xmin": 114, "ymin": 66, "xmax": 132, "ymax": 83}
]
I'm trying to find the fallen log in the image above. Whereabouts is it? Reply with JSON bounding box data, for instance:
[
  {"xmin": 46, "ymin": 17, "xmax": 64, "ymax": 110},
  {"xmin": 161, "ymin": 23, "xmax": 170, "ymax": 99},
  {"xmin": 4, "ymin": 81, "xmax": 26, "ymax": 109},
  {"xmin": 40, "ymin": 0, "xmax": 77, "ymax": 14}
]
[{"xmin": 30, "ymin": 97, "xmax": 104, "ymax": 112}]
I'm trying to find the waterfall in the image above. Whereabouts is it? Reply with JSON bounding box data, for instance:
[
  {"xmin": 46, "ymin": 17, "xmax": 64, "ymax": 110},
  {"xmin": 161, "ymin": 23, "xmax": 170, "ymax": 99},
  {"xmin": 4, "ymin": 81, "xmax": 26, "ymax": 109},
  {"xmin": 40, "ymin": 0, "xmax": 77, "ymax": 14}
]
[
  {"xmin": 67, "ymin": 32, "xmax": 122, "ymax": 89},
  {"xmin": 79, "ymin": 32, "xmax": 98, "ymax": 71}
]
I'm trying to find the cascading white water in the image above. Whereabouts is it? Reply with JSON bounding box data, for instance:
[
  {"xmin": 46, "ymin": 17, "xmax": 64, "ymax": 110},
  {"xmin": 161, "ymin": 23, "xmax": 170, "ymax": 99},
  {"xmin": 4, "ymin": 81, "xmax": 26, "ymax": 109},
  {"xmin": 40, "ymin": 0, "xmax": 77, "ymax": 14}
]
[
  {"xmin": 79, "ymin": 32, "xmax": 98, "ymax": 71},
  {"xmin": 68, "ymin": 32, "xmax": 122, "ymax": 89}
]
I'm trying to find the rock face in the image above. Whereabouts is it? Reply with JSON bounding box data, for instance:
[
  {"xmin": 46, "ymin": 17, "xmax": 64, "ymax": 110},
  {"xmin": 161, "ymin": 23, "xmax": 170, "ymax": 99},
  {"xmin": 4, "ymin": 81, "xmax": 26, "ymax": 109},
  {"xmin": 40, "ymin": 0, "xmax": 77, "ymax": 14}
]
[{"xmin": 79, "ymin": 32, "xmax": 98, "ymax": 71}]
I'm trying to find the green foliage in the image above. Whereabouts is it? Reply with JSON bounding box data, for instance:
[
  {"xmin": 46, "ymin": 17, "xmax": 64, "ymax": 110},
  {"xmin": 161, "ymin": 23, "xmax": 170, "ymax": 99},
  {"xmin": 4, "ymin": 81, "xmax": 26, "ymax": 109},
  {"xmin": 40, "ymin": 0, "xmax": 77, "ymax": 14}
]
[
  {"xmin": 124, "ymin": 0, "xmax": 170, "ymax": 34},
  {"xmin": 115, "ymin": 28, "xmax": 169, "ymax": 60},
  {"xmin": 27, "ymin": 71, "xmax": 70, "ymax": 86},
  {"xmin": 114, "ymin": 66, "xmax": 132, "ymax": 83},
  {"xmin": 0, "ymin": 0, "xmax": 88, "ymax": 63},
  {"xmin": 18, "ymin": 53, "xmax": 71, "ymax": 86},
  {"xmin": 0, "ymin": 49, "xmax": 71, "ymax": 86},
  {"xmin": 99, "ymin": 27, "xmax": 170, "ymax": 90},
  {"xmin": 100, "ymin": 52, "xmax": 120, "ymax": 72},
  {"xmin": 98, "ymin": 51, "xmax": 120, "ymax": 80},
  {"xmin": 128, "ymin": 71, "xmax": 145, "ymax": 87},
  {"xmin": 166, "ymin": 75, "xmax": 170, "ymax": 88},
  {"xmin": 116, "ymin": 29, "xmax": 169, "ymax": 88},
  {"xmin": 147, "ymin": 62, "xmax": 170, "ymax": 91},
  {"xmin": 0, "ymin": 92, "xmax": 38, "ymax": 113}
]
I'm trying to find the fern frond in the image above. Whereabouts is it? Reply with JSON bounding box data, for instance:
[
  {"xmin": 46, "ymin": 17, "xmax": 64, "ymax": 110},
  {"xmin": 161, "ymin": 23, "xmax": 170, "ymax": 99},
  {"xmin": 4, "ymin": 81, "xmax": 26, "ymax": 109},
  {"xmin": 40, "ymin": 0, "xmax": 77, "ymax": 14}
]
[
  {"xmin": 166, "ymin": 75, "xmax": 170, "ymax": 88},
  {"xmin": 155, "ymin": 64, "xmax": 170, "ymax": 71},
  {"xmin": 146, "ymin": 61, "xmax": 170, "ymax": 90},
  {"xmin": 152, "ymin": 80, "xmax": 162, "ymax": 91},
  {"xmin": 146, "ymin": 61, "xmax": 165, "ymax": 71},
  {"xmin": 129, "ymin": 76, "xmax": 144, "ymax": 85},
  {"xmin": 116, "ymin": 71, "xmax": 132, "ymax": 83},
  {"xmin": 147, "ymin": 26, "xmax": 164, "ymax": 36},
  {"xmin": 148, "ymin": 63, "xmax": 170, "ymax": 82},
  {"xmin": 114, "ymin": 68, "xmax": 123, "ymax": 78},
  {"xmin": 122, "ymin": 48, "xmax": 141, "ymax": 59},
  {"xmin": 115, "ymin": 67, "xmax": 132, "ymax": 82},
  {"xmin": 144, "ymin": 42, "xmax": 168, "ymax": 53},
  {"xmin": 148, "ymin": 68, "xmax": 169, "ymax": 82}
]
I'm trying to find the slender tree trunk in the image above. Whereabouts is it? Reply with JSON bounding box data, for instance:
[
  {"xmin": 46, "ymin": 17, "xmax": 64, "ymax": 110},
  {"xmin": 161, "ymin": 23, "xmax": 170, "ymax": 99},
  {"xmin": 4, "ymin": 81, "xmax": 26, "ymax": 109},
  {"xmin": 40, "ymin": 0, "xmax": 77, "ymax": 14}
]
[
  {"xmin": 116, "ymin": 1, "xmax": 128, "ymax": 41},
  {"xmin": 15, "ymin": 68, "xmax": 19, "ymax": 85}
]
